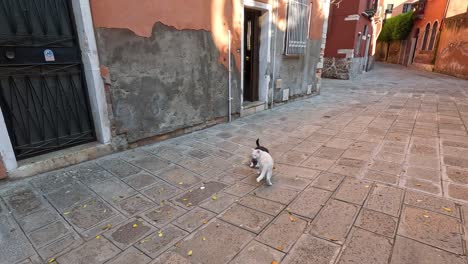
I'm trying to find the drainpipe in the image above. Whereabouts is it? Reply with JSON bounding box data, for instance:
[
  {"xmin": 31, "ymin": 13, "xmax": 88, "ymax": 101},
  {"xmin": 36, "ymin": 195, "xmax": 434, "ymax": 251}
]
[
  {"xmin": 271, "ymin": 0, "xmax": 279, "ymax": 109},
  {"xmin": 228, "ymin": 30, "xmax": 232, "ymax": 122}
]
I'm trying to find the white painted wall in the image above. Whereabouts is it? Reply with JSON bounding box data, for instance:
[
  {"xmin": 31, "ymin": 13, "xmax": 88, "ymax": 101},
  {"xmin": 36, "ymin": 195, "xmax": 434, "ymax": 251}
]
[
  {"xmin": 0, "ymin": 108, "xmax": 17, "ymax": 171},
  {"xmin": 72, "ymin": 0, "xmax": 112, "ymax": 144}
]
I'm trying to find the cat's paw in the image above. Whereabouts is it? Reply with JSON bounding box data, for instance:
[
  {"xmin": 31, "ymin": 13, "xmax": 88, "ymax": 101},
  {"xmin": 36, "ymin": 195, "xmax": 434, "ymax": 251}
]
[
  {"xmin": 266, "ymin": 181, "xmax": 273, "ymax": 186},
  {"xmin": 256, "ymin": 177, "xmax": 261, "ymax": 182}
]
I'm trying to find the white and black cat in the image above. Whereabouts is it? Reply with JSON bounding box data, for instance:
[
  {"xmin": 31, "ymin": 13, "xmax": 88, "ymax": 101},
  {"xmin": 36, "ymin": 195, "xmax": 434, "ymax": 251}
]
[
  {"xmin": 251, "ymin": 148, "xmax": 274, "ymax": 186},
  {"xmin": 249, "ymin": 138, "xmax": 269, "ymax": 168}
]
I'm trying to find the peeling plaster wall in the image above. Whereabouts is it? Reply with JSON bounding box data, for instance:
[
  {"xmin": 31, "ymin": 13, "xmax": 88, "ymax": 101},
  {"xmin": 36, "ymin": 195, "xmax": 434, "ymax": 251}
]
[
  {"xmin": 95, "ymin": 24, "xmax": 240, "ymax": 142},
  {"xmin": 434, "ymin": 13, "xmax": 468, "ymax": 79},
  {"xmin": 90, "ymin": 0, "xmax": 327, "ymax": 143}
]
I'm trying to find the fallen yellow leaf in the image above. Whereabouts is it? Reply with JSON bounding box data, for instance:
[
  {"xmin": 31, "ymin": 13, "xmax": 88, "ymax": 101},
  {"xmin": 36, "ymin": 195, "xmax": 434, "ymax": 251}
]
[
  {"xmin": 212, "ymin": 194, "xmax": 217, "ymax": 200},
  {"xmin": 416, "ymin": 184, "xmax": 422, "ymax": 186},
  {"xmin": 443, "ymin": 207, "xmax": 452, "ymax": 212},
  {"xmin": 63, "ymin": 212, "xmax": 70, "ymax": 215},
  {"xmin": 95, "ymin": 235, "xmax": 100, "ymax": 239},
  {"xmin": 187, "ymin": 250, "xmax": 193, "ymax": 256},
  {"xmin": 423, "ymin": 214, "xmax": 430, "ymax": 218},
  {"xmin": 272, "ymin": 261, "xmax": 279, "ymax": 264},
  {"xmin": 83, "ymin": 204, "xmax": 87, "ymax": 208},
  {"xmin": 289, "ymin": 216, "xmax": 297, "ymax": 222},
  {"xmin": 48, "ymin": 258, "xmax": 55, "ymax": 263},
  {"xmin": 277, "ymin": 245, "xmax": 283, "ymax": 251},
  {"xmin": 158, "ymin": 230, "xmax": 163, "ymax": 237},
  {"xmin": 202, "ymin": 237, "xmax": 206, "ymax": 241},
  {"xmin": 178, "ymin": 182, "xmax": 184, "ymax": 185},
  {"xmin": 203, "ymin": 220, "xmax": 208, "ymax": 224},
  {"xmin": 133, "ymin": 223, "xmax": 138, "ymax": 228}
]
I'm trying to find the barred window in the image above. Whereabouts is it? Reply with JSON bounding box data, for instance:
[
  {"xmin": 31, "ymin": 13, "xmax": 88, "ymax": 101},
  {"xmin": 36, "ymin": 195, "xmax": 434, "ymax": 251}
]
[{"xmin": 284, "ymin": 0, "xmax": 309, "ymax": 55}]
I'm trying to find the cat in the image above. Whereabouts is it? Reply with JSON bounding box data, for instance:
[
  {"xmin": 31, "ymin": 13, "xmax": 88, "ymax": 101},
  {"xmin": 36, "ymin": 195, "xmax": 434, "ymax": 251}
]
[
  {"xmin": 251, "ymin": 149, "xmax": 274, "ymax": 186},
  {"xmin": 249, "ymin": 138, "xmax": 269, "ymax": 168}
]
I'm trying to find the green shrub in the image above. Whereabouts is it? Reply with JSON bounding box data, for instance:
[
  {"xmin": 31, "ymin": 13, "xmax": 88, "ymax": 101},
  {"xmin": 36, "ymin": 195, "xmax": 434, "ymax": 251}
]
[{"xmin": 378, "ymin": 11, "xmax": 415, "ymax": 42}]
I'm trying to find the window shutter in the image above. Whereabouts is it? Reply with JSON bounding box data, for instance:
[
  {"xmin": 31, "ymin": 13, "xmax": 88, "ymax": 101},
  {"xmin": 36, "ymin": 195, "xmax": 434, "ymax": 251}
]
[{"xmin": 285, "ymin": 0, "xmax": 309, "ymax": 55}]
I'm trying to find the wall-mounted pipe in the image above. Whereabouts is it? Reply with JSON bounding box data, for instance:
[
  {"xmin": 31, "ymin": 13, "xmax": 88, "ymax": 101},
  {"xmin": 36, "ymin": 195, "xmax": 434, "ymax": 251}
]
[
  {"xmin": 271, "ymin": 0, "xmax": 279, "ymax": 108},
  {"xmin": 228, "ymin": 29, "xmax": 232, "ymax": 122}
]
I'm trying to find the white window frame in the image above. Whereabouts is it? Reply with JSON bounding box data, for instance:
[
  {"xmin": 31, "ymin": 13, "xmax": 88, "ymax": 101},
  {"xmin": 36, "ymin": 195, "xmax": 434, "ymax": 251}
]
[{"xmin": 284, "ymin": 0, "xmax": 310, "ymax": 56}]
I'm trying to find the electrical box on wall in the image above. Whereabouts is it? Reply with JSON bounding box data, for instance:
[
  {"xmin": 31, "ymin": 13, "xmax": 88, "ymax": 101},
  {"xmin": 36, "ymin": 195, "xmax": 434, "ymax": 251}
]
[
  {"xmin": 282, "ymin": 89, "xmax": 289, "ymax": 101},
  {"xmin": 275, "ymin": 79, "xmax": 282, "ymax": 89},
  {"xmin": 307, "ymin": 84, "xmax": 313, "ymax": 95}
]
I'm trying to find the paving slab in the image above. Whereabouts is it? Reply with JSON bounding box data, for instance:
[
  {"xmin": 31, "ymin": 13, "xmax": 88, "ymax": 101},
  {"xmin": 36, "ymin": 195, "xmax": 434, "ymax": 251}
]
[
  {"xmin": 199, "ymin": 192, "xmax": 238, "ymax": 214},
  {"xmin": 105, "ymin": 218, "xmax": 156, "ymax": 250},
  {"xmin": 337, "ymin": 228, "xmax": 393, "ymax": 264},
  {"xmin": 37, "ymin": 232, "xmax": 82, "ymax": 260},
  {"xmin": 220, "ymin": 204, "xmax": 273, "ymax": 233},
  {"xmin": 252, "ymin": 185, "xmax": 300, "ymax": 204},
  {"xmin": 173, "ymin": 181, "xmax": 227, "ymax": 208},
  {"xmin": 309, "ymin": 199, "xmax": 359, "ymax": 244},
  {"xmin": 115, "ymin": 194, "xmax": 156, "ymax": 216},
  {"xmin": 136, "ymin": 225, "xmax": 188, "ymax": 258},
  {"xmin": 56, "ymin": 237, "xmax": 120, "ymax": 264},
  {"xmin": 398, "ymin": 206, "xmax": 464, "ymax": 254},
  {"xmin": 97, "ymin": 157, "xmax": 142, "ymax": 178},
  {"xmin": 0, "ymin": 215, "xmax": 36, "ymax": 264},
  {"xmin": 334, "ymin": 178, "xmax": 372, "ymax": 205},
  {"xmin": 150, "ymin": 250, "xmax": 192, "ymax": 264},
  {"xmin": 230, "ymin": 240, "xmax": 285, "ymax": 264},
  {"xmin": 123, "ymin": 152, "xmax": 172, "ymax": 173},
  {"xmin": 224, "ymin": 182, "xmax": 256, "ymax": 197},
  {"xmin": 106, "ymin": 247, "xmax": 151, "ymax": 264},
  {"xmin": 46, "ymin": 183, "xmax": 95, "ymax": 212},
  {"xmin": 64, "ymin": 198, "xmax": 116, "ymax": 231},
  {"xmin": 239, "ymin": 195, "xmax": 285, "ymax": 216},
  {"xmin": 365, "ymin": 184, "xmax": 404, "ymax": 217},
  {"xmin": 142, "ymin": 203, "xmax": 186, "ymax": 228},
  {"xmin": 404, "ymin": 190, "xmax": 459, "ymax": 218},
  {"xmin": 28, "ymin": 221, "xmax": 71, "ymax": 248},
  {"xmin": 17, "ymin": 206, "xmax": 61, "ymax": 233},
  {"xmin": 156, "ymin": 165, "xmax": 202, "ymax": 190},
  {"xmin": 312, "ymin": 172, "xmax": 345, "ymax": 191},
  {"xmin": 174, "ymin": 219, "xmax": 254, "ymax": 264},
  {"xmin": 256, "ymin": 213, "xmax": 307, "ymax": 252},
  {"xmin": 6, "ymin": 189, "xmax": 47, "ymax": 217},
  {"xmin": 354, "ymin": 209, "xmax": 398, "ymax": 238},
  {"xmin": 390, "ymin": 235, "xmax": 466, "ymax": 264},
  {"xmin": 289, "ymin": 187, "xmax": 331, "ymax": 219},
  {"xmin": 274, "ymin": 163, "xmax": 321, "ymax": 179},
  {"xmin": 122, "ymin": 171, "xmax": 161, "ymax": 190},
  {"xmin": 88, "ymin": 177, "xmax": 136, "ymax": 203},
  {"xmin": 173, "ymin": 207, "xmax": 216, "ymax": 232},
  {"xmin": 142, "ymin": 180, "xmax": 182, "ymax": 204},
  {"xmin": 282, "ymin": 234, "xmax": 340, "ymax": 264}
]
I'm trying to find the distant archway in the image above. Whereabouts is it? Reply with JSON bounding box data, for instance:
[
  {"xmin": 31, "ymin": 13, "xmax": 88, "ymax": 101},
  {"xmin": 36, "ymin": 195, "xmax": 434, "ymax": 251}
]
[
  {"xmin": 428, "ymin": 21, "xmax": 438, "ymax": 50},
  {"xmin": 421, "ymin": 23, "xmax": 430, "ymax": 50}
]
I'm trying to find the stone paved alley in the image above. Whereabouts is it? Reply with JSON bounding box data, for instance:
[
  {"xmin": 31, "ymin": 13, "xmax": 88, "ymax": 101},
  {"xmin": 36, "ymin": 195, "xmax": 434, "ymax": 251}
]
[{"xmin": 1, "ymin": 63, "xmax": 468, "ymax": 264}]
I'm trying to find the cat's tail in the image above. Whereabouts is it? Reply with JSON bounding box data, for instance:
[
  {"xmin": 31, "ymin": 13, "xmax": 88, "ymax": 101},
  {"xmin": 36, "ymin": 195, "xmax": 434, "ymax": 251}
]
[{"xmin": 256, "ymin": 138, "xmax": 260, "ymax": 147}]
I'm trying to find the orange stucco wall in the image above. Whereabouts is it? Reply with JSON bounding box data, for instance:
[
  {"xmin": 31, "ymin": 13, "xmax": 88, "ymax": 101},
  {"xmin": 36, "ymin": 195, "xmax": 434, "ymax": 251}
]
[
  {"xmin": 434, "ymin": 13, "xmax": 468, "ymax": 79},
  {"xmin": 90, "ymin": 0, "xmax": 324, "ymax": 70}
]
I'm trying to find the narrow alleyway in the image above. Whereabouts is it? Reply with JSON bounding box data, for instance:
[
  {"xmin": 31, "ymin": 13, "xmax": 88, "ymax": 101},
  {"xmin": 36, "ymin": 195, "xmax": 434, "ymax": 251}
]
[{"xmin": 1, "ymin": 63, "xmax": 468, "ymax": 264}]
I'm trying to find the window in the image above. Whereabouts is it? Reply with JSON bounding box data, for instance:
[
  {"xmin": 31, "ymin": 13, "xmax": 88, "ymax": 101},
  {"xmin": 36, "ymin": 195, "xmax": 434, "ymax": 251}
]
[
  {"xmin": 402, "ymin": 3, "xmax": 413, "ymax": 13},
  {"xmin": 421, "ymin": 23, "xmax": 430, "ymax": 50},
  {"xmin": 367, "ymin": 0, "xmax": 379, "ymax": 10},
  {"xmin": 386, "ymin": 4, "xmax": 394, "ymax": 13},
  {"xmin": 428, "ymin": 21, "xmax": 438, "ymax": 50},
  {"xmin": 284, "ymin": 0, "xmax": 309, "ymax": 55}
]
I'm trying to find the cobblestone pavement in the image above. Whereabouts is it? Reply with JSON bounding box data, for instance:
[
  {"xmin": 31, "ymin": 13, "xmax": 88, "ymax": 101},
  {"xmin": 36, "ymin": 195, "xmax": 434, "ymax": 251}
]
[{"xmin": 2, "ymin": 63, "xmax": 468, "ymax": 264}]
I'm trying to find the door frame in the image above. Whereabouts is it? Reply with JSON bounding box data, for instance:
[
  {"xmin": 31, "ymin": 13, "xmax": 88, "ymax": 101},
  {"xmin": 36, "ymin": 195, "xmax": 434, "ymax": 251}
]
[
  {"xmin": 0, "ymin": 0, "xmax": 111, "ymax": 172},
  {"xmin": 241, "ymin": 0, "xmax": 272, "ymax": 108}
]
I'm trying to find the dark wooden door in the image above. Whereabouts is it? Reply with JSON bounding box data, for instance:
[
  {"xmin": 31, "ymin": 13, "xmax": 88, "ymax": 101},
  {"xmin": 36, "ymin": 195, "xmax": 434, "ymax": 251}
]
[
  {"xmin": 0, "ymin": 0, "xmax": 96, "ymax": 159},
  {"xmin": 243, "ymin": 9, "xmax": 261, "ymax": 102}
]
